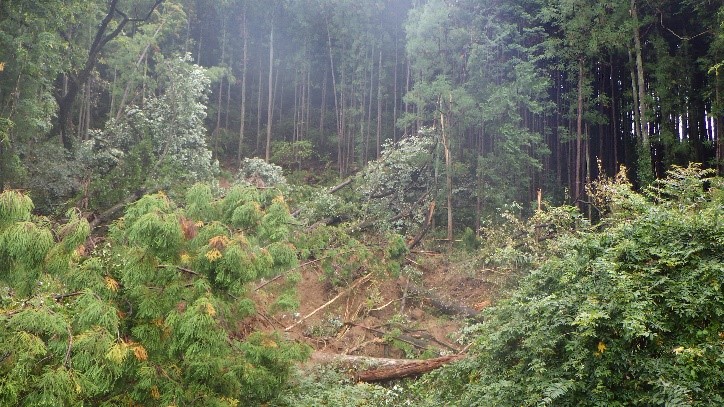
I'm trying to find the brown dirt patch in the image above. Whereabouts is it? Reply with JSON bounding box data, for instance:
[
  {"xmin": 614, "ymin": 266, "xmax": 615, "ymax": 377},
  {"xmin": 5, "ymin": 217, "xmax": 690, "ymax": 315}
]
[{"xmin": 253, "ymin": 250, "xmax": 497, "ymax": 360}]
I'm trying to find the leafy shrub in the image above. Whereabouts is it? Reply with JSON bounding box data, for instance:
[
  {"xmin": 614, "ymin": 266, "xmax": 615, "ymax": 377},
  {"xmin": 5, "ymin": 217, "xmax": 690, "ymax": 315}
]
[
  {"xmin": 237, "ymin": 157, "xmax": 288, "ymax": 189},
  {"xmin": 270, "ymin": 140, "xmax": 314, "ymax": 168},
  {"xmin": 418, "ymin": 164, "xmax": 724, "ymax": 406}
]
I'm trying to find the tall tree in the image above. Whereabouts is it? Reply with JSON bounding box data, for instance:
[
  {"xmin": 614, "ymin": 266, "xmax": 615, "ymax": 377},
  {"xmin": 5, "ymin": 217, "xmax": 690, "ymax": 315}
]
[{"xmin": 55, "ymin": 0, "xmax": 165, "ymax": 149}]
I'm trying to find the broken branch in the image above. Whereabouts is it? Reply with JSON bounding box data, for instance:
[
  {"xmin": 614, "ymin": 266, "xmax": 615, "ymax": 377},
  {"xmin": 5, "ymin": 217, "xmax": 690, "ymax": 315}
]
[{"xmin": 285, "ymin": 272, "xmax": 372, "ymax": 331}]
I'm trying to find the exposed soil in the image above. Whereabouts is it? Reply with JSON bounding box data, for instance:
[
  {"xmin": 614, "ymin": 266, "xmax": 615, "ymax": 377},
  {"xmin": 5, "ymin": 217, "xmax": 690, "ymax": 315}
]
[{"xmin": 252, "ymin": 248, "xmax": 499, "ymax": 361}]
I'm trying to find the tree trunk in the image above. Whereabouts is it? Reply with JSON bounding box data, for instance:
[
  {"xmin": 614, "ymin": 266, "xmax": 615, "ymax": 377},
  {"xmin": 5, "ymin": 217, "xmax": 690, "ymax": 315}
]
[
  {"xmin": 225, "ymin": 70, "xmax": 231, "ymax": 130},
  {"xmin": 716, "ymin": 70, "xmax": 723, "ymax": 175},
  {"xmin": 610, "ymin": 57, "xmax": 619, "ymax": 172},
  {"xmin": 256, "ymin": 57, "xmax": 263, "ymax": 154},
  {"xmin": 393, "ymin": 35, "xmax": 399, "ymax": 142},
  {"xmin": 320, "ymin": 69, "xmax": 327, "ymax": 154},
  {"xmin": 356, "ymin": 354, "xmax": 464, "ymax": 383},
  {"xmin": 376, "ymin": 50, "xmax": 383, "ymax": 159},
  {"xmin": 405, "ymin": 56, "xmax": 411, "ymax": 136},
  {"xmin": 238, "ymin": 10, "xmax": 248, "ymax": 166},
  {"xmin": 631, "ymin": 0, "xmax": 648, "ymax": 145},
  {"xmin": 213, "ymin": 22, "xmax": 226, "ymax": 155},
  {"xmin": 265, "ymin": 23, "xmax": 275, "ymax": 161},
  {"xmin": 309, "ymin": 352, "xmax": 464, "ymax": 383},
  {"xmin": 325, "ymin": 16, "xmax": 342, "ymax": 175},
  {"xmin": 115, "ymin": 22, "xmax": 164, "ymax": 120},
  {"xmin": 365, "ymin": 47, "xmax": 375, "ymax": 164},
  {"xmin": 575, "ymin": 58, "xmax": 584, "ymax": 202},
  {"xmin": 629, "ymin": 48, "xmax": 643, "ymax": 142},
  {"xmin": 440, "ymin": 99, "xmax": 453, "ymax": 241}
]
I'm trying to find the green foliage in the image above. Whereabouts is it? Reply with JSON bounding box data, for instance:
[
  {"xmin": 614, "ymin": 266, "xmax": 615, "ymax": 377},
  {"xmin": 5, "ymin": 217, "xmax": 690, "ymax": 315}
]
[
  {"xmin": 0, "ymin": 214, "xmax": 55, "ymax": 296},
  {"xmin": 276, "ymin": 366, "xmax": 425, "ymax": 407},
  {"xmin": 418, "ymin": 165, "xmax": 724, "ymax": 406},
  {"xmin": 18, "ymin": 142, "xmax": 82, "ymax": 214},
  {"xmin": 81, "ymin": 55, "xmax": 218, "ymax": 209},
  {"xmin": 356, "ymin": 131, "xmax": 437, "ymax": 234},
  {"xmin": 293, "ymin": 223, "xmax": 385, "ymax": 286},
  {"xmin": 294, "ymin": 187, "xmax": 359, "ymax": 226},
  {"xmin": 271, "ymin": 140, "xmax": 315, "ymax": 168},
  {"xmin": 237, "ymin": 157, "xmax": 288, "ymax": 189},
  {"xmin": 460, "ymin": 227, "xmax": 480, "ymax": 252},
  {"xmin": 0, "ymin": 190, "xmax": 33, "ymax": 228},
  {"xmin": 0, "ymin": 185, "xmax": 310, "ymax": 406},
  {"xmin": 184, "ymin": 183, "xmax": 218, "ymax": 221}
]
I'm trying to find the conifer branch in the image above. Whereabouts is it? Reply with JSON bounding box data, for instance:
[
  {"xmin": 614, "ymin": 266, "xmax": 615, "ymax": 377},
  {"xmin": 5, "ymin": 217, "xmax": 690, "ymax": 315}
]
[
  {"xmin": 53, "ymin": 291, "xmax": 84, "ymax": 301},
  {"xmin": 157, "ymin": 264, "xmax": 200, "ymax": 276}
]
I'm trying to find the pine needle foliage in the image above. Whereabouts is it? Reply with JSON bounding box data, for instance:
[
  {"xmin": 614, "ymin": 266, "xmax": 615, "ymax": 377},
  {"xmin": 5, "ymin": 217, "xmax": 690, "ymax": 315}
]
[
  {"xmin": 0, "ymin": 185, "xmax": 309, "ymax": 406},
  {"xmin": 418, "ymin": 165, "xmax": 724, "ymax": 406},
  {"xmin": 0, "ymin": 190, "xmax": 33, "ymax": 229}
]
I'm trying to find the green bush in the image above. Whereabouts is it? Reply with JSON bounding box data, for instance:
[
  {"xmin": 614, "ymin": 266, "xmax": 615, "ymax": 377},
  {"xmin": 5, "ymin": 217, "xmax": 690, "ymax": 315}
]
[
  {"xmin": 420, "ymin": 165, "xmax": 724, "ymax": 406},
  {"xmin": 0, "ymin": 185, "xmax": 309, "ymax": 406}
]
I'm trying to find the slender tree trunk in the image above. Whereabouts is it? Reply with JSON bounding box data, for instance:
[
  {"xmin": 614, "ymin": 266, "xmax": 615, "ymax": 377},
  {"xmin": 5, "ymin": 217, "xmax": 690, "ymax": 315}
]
[
  {"xmin": 629, "ymin": 48, "xmax": 643, "ymax": 142},
  {"xmin": 585, "ymin": 123, "xmax": 592, "ymax": 219},
  {"xmin": 393, "ymin": 36, "xmax": 399, "ymax": 142},
  {"xmin": 238, "ymin": 10, "xmax": 248, "ymax": 166},
  {"xmin": 325, "ymin": 16, "xmax": 342, "ymax": 175},
  {"xmin": 141, "ymin": 54, "xmax": 148, "ymax": 107},
  {"xmin": 320, "ymin": 69, "xmax": 327, "ymax": 154},
  {"xmin": 110, "ymin": 68, "xmax": 117, "ymax": 115},
  {"xmin": 360, "ymin": 49, "xmax": 369, "ymax": 164},
  {"xmin": 196, "ymin": 27, "xmax": 203, "ymax": 64},
  {"xmin": 339, "ymin": 71, "xmax": 347, "ymax": 174},
  {"xmin": 475, "ymin": 122, "xmax": 485, "ymax": 235},
  {"xmin": 716, "ymin": 70, "xmax": 723, "ymax": 175},
  {"xmin": 555, "ymin": 69, "xmax": 562, "ymax": 185},
  {"xmin": 631, "ymin": 0, "xmax": 648, "ymax": 145},
  {"xmin": 405, "ymin": 57, "xmax": 411, "ymax": 135},
  {"xmin": 277, "ymin": 69, "xmax": 283, "ymax": 127},
  {"xmin": 305, "ymin": 67, "xmax": 311, "ymax": 145},
  {"xmin": 575, "ymin": 58, "xmax": 584, "ymax": 202},
  {"xmin": 440, "ymin": 98, "xmax": 453, "ymax": 241},
  {"xmin": 77, "ymin": 84, "xmax": 86, "ymax": 140},
  {"xmin": 610, "ymin": 58, "xmax": 619, "ymax": 171},
  {"xmin": 214, "ymin": 75, "xmax": 224, "ymax": 154},
  {"xmin": 256, "ymin": 57, "xmax": 263, "ymax": 154},
  {"xmin": 293, "ymin": 69, "xmax": 299, "ymax": 143},
  {"xmin": 225, "ymin": 73, "xmax": 231, "ymax": 130},
  {"xmin": 365, "ymin": 47, "xmax": 375, "ymax": 164},
  {"xmin": 84, "ymin": 77, "xmax": 91, "ymax": 140},
  {"xmin": 116, "ymin": 22, "xmax": 164, "ymax": 120},
  {"xmin": 376, "ymin": 50, "xmax": 383, "ymax": 159},
  {"xmin": 265, "ymin": 23, "xmax": 275, "ymax": 161}
]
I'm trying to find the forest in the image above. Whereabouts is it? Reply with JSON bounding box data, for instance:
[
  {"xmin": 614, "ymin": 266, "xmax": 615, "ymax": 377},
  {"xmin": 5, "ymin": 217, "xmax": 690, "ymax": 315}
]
[{"xmin": 1, "ymin": 0, "xmax": 723, "ymax": 405}]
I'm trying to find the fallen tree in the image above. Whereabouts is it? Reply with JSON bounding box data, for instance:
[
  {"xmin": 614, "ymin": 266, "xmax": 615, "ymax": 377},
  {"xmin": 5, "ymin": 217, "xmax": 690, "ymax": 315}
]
[{"xmin": 309, "ymin": 352, "xmax": 465, "ymax": 383}]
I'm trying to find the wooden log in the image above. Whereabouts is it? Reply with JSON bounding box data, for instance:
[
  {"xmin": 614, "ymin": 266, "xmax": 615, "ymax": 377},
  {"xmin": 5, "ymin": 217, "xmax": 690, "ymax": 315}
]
[
  {"xmin": 356, "ymin": 354, "xmax": 464, "ymax": 382},
  {"xmin": 308, "ymin": 352, "xmax": 465, "ymax": 382}
]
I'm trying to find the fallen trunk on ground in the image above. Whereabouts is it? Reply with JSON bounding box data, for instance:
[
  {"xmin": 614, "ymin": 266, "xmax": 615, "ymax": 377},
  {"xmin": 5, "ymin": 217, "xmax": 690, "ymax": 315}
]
[{"xmin": 309, "ymin": 352, "xmax": 465, "ymax": 382}]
